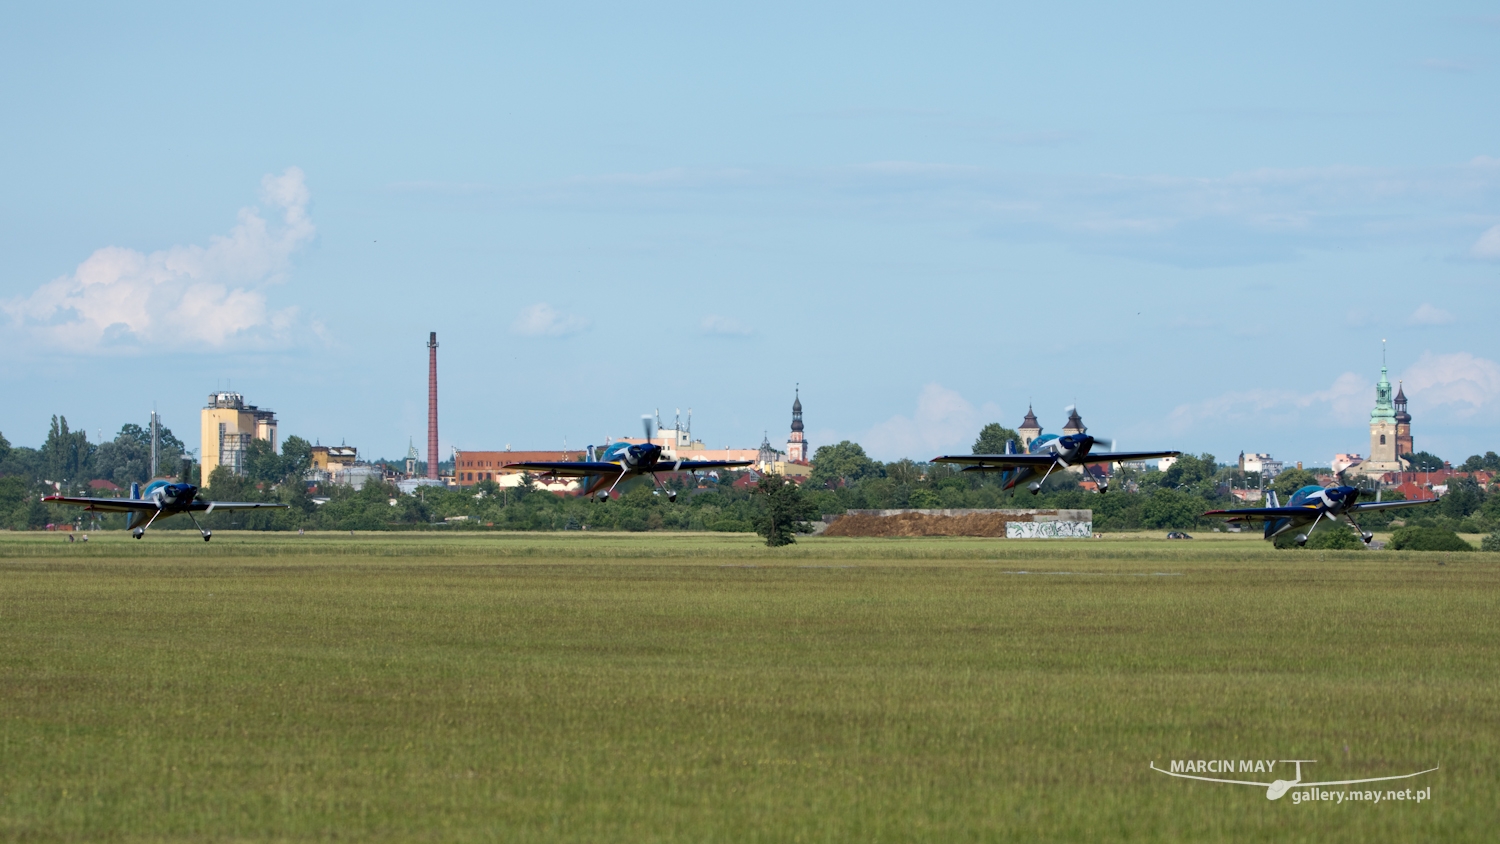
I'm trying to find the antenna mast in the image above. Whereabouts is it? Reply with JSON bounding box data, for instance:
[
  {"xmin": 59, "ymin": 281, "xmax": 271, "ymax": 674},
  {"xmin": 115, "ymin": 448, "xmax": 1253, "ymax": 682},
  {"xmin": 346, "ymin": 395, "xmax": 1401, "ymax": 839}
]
[{"xmin": 150, "ymin": 407, "xmax": 160, "ymax": 479}]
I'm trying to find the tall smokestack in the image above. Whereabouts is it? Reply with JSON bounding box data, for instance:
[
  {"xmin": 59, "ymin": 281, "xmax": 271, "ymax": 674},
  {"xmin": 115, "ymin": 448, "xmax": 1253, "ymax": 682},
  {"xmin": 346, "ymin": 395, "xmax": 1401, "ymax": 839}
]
[{"xmin": 427, "ymin": 331, "xmax": 439, "ymax": 480}]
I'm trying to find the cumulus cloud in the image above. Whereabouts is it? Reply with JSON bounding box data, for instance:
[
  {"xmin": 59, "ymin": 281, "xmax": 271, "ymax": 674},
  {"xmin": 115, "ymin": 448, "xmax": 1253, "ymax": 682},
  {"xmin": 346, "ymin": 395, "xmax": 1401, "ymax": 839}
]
[
  {"xmin": 511, "ymin": 302, "xmax": 590, "ymax": 337},
  {"xmin": 1409, "ymin": 303, "xmax": 1456, "ymax": 325},
  {"xmin": 861, "ymin": 383, "xmax": 1003, "ymax": 460},
  {"xmin": 4, "ymin": 168, "xmax": 313, "ymax": 351},
  {"xmin": 1166, "ymin": 351, "xmax": 1500, "ymax": 433},
  {"xmin": 1472, "ymin": 223, "xmax": 1500, "ymax": 259},
  {"xmin": 1400, "ymin": 352, "xmax": 1500, "ymax": 420},
  {"xmin": 700, "ymin": 315, "xmax": 752, "ymax": 336},
  {"xmin": 1166, "ymin": 372, "xmax": 1369, "ymax": 433}
]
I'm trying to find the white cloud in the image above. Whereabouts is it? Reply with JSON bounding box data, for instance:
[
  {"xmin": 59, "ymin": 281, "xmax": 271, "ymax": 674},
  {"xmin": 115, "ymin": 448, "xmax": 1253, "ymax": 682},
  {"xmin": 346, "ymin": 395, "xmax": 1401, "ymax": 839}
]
[
  {"xmin": 4, "ymin": 168, "xmax": 313, "ymax": 352},
  {"xmin": 1166, "ymin": 351, "xmax": 1500, "ymax": 433},
  {"xmin": 699, "ymin": 315, "xmax": 752, "ymax": 336},
  {"xmin": 511, "ymin": 302, "xmax": 590, "ymax": 337},
  {"xmin": 861, "ymin": 383, "xmax": 1003, "ymax": 460},
  {"xmin": 1166, "ymin": 372, "xmax": 1369, "ymax": 433},
  {"xmin": 1400, "ymin": 352, "xmax": 1500, "ymax": 420},
  {"xmin": 1409, "ymin": 303, "xmax": 1456, "ymax": 325},
  {"xmin": 1472, "ymin": 223, "xmax": 1500, "ymax": 259}
]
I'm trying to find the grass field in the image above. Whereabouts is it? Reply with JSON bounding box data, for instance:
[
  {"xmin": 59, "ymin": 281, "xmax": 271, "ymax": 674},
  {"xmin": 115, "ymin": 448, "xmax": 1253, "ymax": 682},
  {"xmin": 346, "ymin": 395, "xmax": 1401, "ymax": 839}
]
[{"xmin": 2, "ymin": 531, "xmax": 1497, "ymax": 842}]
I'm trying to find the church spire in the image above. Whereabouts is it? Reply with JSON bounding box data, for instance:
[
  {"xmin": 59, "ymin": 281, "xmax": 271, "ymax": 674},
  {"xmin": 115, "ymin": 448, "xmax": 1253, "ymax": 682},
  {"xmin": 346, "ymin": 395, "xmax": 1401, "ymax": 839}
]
[{"xmin": 786, "ymin": 386, "xmax": 808, "ymax": 463}]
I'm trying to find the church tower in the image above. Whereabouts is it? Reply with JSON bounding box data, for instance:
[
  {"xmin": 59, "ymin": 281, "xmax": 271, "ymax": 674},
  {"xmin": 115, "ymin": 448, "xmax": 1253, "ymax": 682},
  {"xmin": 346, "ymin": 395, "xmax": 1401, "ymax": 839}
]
[
  {"xmin": 1061, "ymin": 406, "xmax": 1086, "ymax": 436},
  {"xmin": 1018, "ymin": 405, "xmax": 1042, "ymax": 450},
  {"xmin": 786, "ymin": 387, "xmax": 808, "ymax": 463},
  {"xmin": 1363, "ymin": 348, "xmax": 1403, "ymax": 474},
  {"xmin": 1394, "ymin": 381, "xmax": 1413, "ymax": 461}
]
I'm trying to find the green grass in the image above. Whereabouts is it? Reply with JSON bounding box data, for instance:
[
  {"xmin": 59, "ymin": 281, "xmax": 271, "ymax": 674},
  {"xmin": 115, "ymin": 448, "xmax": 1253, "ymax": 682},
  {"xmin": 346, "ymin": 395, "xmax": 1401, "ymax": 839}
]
[{"xmin": 2, "ymin": 531, "xmax": 1497, "ymax": 841}]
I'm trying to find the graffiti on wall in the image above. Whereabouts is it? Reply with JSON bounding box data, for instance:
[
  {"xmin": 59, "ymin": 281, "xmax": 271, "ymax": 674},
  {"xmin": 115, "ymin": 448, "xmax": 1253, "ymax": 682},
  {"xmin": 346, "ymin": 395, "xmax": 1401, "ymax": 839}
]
[{"xmin": 1005, "ymin": 521, "xmax": 1093, "ymax": 539}]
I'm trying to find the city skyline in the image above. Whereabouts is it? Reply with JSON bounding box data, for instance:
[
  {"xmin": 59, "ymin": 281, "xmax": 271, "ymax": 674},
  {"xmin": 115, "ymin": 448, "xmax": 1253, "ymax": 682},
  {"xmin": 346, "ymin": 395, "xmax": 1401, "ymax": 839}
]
[{"xmin": 2, "ymin": 3, "xmax": 1497, "ymax": 464}]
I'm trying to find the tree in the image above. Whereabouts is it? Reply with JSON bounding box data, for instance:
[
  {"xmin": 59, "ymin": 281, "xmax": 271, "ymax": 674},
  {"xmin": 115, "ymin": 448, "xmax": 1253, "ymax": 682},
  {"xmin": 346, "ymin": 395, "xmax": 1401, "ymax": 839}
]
[
  {"xmin": 809, "ymin": 441, "xmax": 882, "ymax": 488},
  {"xmin": 280, "ymin": 436, "xmax": 313, "ymax": 483},
  {"xmin": 1140, "ymin": 487, "xmax": 1201, "ymax": 529},
  {"xmin": 973, "ymin": 423, "xmax": 1022, "ymax": 455},
  {"xmin": 886, "ymin": 458, "xmax": 923, "ymax": 486},
  {"xmin": 41, "ymin": 416, "xmax": 91, "ymax": 482},
  {"xmin": 1458, "ymin": 451, "xmax": 1500, "ymax": 473},
  {"xmin": 752, "ymin": 474, "xmax": 816, "ymax": 546},
  {"xmin": 1439, "ymin": 476, "xmax": 1484, "ymax": 520},
  {"xmin": 1271, "ymin": 468, "xmax": 1322, "ymax": 498},
  {"xmin": 1402, "ymin": 451, "xmax": 1445, "ymax": 472},
  {"xmin": 1160, "ymin": 453, "xmax": 1217, "ymax": 489},
  {"xmin": 91, "ymin": 420, "xmax": 186, "ymax": 486}
]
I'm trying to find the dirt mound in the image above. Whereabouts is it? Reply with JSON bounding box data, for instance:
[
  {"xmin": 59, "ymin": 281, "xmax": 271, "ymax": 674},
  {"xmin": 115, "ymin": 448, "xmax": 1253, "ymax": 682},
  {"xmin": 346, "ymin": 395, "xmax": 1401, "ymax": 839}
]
[{"xmin": 824, "ymin": 511, "xmax": 1013, "ymax": 537}]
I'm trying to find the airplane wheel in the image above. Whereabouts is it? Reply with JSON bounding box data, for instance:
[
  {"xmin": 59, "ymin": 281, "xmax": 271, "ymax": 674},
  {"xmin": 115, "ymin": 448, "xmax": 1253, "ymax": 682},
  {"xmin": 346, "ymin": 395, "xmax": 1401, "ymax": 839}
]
[
  {"xmin": 133, "ymin": 532, "xmax": 143, "ymax": 540},
  {"xmin": 203, "ymin": 533, "xmax": 212, "ymax": 542},
  {"xmin": 1295, "ymin": 534, "xmax": 1307, "ymax": 547}
]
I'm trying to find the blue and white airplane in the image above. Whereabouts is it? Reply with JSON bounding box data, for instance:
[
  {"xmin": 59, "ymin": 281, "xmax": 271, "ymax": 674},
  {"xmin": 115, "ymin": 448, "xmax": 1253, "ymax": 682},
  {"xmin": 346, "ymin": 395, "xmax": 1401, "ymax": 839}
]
[
  {"xmin": 1204, "ymin": 484, "xmax": 1435, "ymax": 545},
  {"xmin": 503, "ymin": 416, "xmax": 752, "ymax": 502},
  {"xmin": 934, "ymin": 433, "xmax": 1180, "ymax": 494},
  {"xmin": 45, "ymin": 479, "xmax": 287, "ymax": 541}
]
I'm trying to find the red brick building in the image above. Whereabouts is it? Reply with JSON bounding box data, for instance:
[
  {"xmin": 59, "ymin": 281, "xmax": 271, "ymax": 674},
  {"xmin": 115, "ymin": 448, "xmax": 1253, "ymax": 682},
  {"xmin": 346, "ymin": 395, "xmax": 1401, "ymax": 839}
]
[{"xmin": 452, "ymin": 450, "xmax": 578, "ymax": 485}]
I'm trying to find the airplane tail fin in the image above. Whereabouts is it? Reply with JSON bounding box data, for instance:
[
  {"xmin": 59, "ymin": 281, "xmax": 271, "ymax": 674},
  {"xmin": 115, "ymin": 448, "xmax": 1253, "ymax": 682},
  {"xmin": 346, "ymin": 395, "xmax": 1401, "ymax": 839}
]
[
  {"xmin": 1005, "ymin": 440, "xmax": 1016, "ymax": 455},
  {"xmin": 1267, "ymin": 490, "xmax": 1280, "ymax": 508},
  {"xmin": 130, "ymin": 482, "xmax": 141, "ymax": 500}
]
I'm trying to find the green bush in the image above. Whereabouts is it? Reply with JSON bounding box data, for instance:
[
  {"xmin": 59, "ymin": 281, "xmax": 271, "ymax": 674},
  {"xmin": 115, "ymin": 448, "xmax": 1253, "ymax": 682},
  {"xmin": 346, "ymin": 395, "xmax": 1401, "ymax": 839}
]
[
  {"xmin": 1272, "ymin": 523, "xmax": 1362, "ymax": 550},
  {"xmin": 1304, "ymin": 523, "xmax": 1364, "ymax": 550},
  {"xmin": 1481, "ymin": 531, "xmax": 1500, "ymax": 552},
  {"xmin": 1388, "ymin": 526, "xmax": 1474, "ymax": 552}
]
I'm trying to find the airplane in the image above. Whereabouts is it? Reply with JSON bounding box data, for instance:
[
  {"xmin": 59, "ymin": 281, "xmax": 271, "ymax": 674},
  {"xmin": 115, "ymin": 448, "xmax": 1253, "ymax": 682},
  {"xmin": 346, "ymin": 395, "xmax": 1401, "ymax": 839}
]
[
  {"xmin": 502, "ymin": 416, "xmax": 754, "ymax": 502},
  {"xmin": 1203, "ymin": 483, "xmax": 1436, "ymax": 546},
  {"xmin": 43, "ymin": 479, "xmax": 287, "ymax": 541},
  {"xmin": 933, "ymin": 431, "xmax": 1180, "ymax": 495}
]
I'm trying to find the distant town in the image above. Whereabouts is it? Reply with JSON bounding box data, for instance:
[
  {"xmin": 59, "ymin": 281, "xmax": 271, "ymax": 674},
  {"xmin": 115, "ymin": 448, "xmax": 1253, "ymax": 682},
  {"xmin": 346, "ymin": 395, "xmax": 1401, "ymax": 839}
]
[{"xmin": 2, "ymin": 335, "xmax": 1497, "ymax": 538}]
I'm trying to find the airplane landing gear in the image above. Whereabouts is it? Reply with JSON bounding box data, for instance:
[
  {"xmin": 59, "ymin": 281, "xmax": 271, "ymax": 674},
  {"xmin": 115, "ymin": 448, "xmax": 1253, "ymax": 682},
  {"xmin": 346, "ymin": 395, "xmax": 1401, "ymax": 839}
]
[
  {"xmin": 132, "ymin": 528, "xmax": 145, "ymax": 539},
  {"xmin": 1295, "ymin": 534, "xmax": 1308, "ymax": 547},
  {"xmin": 1028, "ymin": 482, "xmax": 1042, "ymax": 494},
  {"xmin": 667, "ymin": 491, "xmax": 677, "ymax": 503},
  {"xmin": 187, "ymin": 511, "xmax": 212, "ymax": 542}
]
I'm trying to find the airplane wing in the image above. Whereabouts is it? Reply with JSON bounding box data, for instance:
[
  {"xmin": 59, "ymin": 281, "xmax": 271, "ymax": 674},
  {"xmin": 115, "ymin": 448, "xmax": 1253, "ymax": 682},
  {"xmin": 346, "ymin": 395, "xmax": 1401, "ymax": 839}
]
[
  {"xmin": 187, "ymin": 501, "xmax": 289, "ymax": 511},
  {"xmin": 1075, "ymin": 450, "xmax": 1182, "ymax": 465},
  {"xmin": 1350, "ymin": 498, "xmax": 1438, "ymax": 513},
  {"xmin": 501, "ymin": 461, "xmax": 626, "ymax": 478},
  {"xmin": 652, "ymin": 460, "xmax": 754, "ymax": 472},
  {"xmin": 43, "ymin": 495, "xmax": 157, "ymax": 513},
  {"xmin": 1203, "ymin": 506, "xmax": 1319, "ymax": 522},
  {"xmin": 933, "ymin": 454, "xmax": 1057, "ymax": 469}
]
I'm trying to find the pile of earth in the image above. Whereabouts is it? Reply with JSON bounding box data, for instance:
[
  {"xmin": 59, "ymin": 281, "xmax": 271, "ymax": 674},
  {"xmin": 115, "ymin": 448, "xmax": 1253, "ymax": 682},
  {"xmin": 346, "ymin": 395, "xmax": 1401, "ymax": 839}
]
[{"xmin": 823, "ymin": 511, "xmax": 1017, "ymax": 538}]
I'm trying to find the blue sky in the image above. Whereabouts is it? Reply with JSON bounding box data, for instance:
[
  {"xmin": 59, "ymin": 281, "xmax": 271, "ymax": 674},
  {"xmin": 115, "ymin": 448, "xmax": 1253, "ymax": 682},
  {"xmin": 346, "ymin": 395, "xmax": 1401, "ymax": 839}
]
[{"xmin": 3, "ymin": 3, "xmax": 1498, "ymax": 466}]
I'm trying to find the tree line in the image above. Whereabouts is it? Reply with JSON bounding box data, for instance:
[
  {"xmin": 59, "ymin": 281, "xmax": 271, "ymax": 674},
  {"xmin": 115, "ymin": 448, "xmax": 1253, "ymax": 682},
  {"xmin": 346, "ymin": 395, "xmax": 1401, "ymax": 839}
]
[{"xmin": 4, "ymin": 416, "xmax": 1498, "ymax": 546}]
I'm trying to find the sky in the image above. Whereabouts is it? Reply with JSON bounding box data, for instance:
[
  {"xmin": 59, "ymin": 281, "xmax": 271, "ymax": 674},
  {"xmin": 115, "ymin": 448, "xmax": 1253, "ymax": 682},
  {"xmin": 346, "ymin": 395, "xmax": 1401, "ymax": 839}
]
[{"xmin": 2, "ymin": 2, "xmax": 1498, "ymax": 466}]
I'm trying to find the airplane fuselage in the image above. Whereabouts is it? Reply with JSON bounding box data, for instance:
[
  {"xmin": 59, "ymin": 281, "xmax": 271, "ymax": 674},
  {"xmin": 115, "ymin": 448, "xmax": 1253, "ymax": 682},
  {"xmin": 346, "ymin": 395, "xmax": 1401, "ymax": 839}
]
[{"xmin": 1000, "ymin": 434, "xmax": 1099, "ymax": 490}]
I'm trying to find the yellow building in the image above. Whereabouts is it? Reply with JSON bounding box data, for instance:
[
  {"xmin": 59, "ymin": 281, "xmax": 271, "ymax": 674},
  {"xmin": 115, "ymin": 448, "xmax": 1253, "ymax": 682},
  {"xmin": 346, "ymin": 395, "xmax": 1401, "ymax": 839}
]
[
  {"xmin": 310, "ymin": 445, "xmax": 358, "ymax": 472},
  {"xmin": 200, "ymin": 392, "xmax": 278, "ymax": 486}
]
